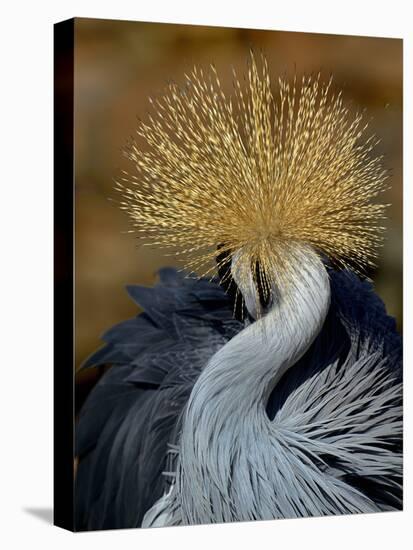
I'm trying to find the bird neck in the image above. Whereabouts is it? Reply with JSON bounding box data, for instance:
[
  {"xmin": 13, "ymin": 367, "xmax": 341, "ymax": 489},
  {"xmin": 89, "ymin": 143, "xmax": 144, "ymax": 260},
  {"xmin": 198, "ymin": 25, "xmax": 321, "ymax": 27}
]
[
  {"xmin": 197, "ymin": 248, "xmax": 330, "ymax": 410},
  {"xmin": 173, "ymin": 247, "xmax": 330, "ymax": 523}
]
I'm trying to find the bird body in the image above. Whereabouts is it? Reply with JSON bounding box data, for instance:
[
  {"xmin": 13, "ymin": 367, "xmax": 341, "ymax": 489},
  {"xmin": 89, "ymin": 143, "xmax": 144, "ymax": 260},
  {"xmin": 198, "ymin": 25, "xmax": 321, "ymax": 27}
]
[
  {"xmin": 76, "ymin": 264, "xmax": 401, "ymax": 529},
  {"xmin": 75, "ymin": 54, "xmax": 402, "ymax": 529}
]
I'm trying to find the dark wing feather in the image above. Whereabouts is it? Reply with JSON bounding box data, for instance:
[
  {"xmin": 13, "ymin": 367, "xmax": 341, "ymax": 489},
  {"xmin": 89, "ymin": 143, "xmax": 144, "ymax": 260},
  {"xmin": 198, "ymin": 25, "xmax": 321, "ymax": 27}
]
[
  {"xmin": 75, "ymin": 267, "xmax": 402, "ymax": 529},
  {"xmin": 75, "ymin": 268, "xmax": 242, "ymax": 530},
  {"xmin": 267, "ymin": 269, "xmax": 402, "ymax": 511},
  {"xmin": 267, "ymin": 269, "xmax": 402, "ymax": 418}
]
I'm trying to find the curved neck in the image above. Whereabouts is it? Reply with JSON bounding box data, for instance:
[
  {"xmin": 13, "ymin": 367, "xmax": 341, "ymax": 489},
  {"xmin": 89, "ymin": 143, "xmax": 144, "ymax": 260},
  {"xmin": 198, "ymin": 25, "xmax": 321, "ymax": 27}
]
[
  {"xmin": 197, "ymin": 248, "xmax": 330, "ymax": 411},
  {"xmin": 173, "ymin": 247, "xmax": 330, "ymax": 524}
]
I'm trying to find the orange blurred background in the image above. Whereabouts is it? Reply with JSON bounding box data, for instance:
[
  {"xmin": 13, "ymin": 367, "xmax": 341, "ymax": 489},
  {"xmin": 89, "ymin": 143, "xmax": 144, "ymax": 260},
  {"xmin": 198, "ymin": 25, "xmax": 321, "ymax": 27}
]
[{"xmin": 74, "ymin": 18, "xmax": 402, "ymax": 408}]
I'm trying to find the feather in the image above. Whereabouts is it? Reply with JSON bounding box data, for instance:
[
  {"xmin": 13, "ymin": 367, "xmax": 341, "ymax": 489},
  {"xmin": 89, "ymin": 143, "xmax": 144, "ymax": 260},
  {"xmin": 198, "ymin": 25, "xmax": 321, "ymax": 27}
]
[{"xmin": 76, "ymin": 267, "xmax": 402, "ymax": 529}]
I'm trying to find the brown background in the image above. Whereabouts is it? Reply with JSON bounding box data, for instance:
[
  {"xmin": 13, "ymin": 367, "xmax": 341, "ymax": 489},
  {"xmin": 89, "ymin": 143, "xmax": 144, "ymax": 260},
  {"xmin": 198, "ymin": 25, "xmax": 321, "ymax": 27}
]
[{"xmin": 74, "ymin": 18, "xmax": 402, "ymax": 404}]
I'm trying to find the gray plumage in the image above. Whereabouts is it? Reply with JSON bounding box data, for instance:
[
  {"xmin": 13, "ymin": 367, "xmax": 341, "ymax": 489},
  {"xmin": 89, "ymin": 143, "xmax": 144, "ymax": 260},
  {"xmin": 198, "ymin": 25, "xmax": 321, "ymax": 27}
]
[
  {"xmin": 75, "ymin": 260, "xmax": 402, "ymax": 530},
  {"xmin": 143, "ymin": 249, "xmax": 402, "ymax": 525}
]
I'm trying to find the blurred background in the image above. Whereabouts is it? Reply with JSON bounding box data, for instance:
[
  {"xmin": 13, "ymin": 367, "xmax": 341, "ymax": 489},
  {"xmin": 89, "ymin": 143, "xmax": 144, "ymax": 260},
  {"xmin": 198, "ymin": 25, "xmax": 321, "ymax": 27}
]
[{"xmin": 74, "ymin": 18, "xmax": 402, "ymax": 410}]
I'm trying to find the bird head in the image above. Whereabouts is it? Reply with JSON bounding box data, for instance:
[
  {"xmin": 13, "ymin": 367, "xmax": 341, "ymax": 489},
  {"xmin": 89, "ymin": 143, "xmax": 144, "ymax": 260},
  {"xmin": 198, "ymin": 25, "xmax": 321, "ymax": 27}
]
[{"xmin": 118, "ymin": 53, "xmax": 388, "ymax": 319}]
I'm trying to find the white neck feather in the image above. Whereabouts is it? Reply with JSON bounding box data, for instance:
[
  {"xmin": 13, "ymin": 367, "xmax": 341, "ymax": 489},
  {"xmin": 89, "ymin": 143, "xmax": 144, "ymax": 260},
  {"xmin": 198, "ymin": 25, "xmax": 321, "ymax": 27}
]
[
  {"xmin": 197, "ymin": 245, "xmax": 330, "ymax": 411},
  {"xmin": 148, "ymin": 245, "xmax": 331, "ymax": 525}
]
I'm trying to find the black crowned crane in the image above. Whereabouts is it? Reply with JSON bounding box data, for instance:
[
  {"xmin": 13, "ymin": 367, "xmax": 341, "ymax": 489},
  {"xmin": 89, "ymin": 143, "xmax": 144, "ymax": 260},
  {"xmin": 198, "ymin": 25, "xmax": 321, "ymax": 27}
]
[{"xmin": 75, "ymin": 54, "xmax": 402, "ymax": 530}]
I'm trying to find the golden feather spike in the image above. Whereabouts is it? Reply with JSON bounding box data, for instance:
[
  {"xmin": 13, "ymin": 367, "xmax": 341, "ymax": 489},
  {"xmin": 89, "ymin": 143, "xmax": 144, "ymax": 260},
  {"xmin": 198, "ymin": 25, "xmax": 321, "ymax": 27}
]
[{"xmin": 117, "ymin": 52, "xmax": 388, "ymax": 303}]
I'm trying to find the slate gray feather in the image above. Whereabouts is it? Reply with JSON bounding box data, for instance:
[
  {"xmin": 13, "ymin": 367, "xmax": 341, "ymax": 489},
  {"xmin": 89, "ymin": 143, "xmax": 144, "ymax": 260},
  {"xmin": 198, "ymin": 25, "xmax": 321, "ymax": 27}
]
[{"xmin": 75, "ymin": 54, "xmax": 402, "ymax": 530}]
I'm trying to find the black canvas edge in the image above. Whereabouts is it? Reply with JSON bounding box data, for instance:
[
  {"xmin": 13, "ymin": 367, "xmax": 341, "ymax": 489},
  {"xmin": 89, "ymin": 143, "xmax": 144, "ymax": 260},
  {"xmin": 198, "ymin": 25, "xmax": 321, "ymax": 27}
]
[{"xmin": 54, "ymin": 18, "xmax": 75, "ymax": 532}]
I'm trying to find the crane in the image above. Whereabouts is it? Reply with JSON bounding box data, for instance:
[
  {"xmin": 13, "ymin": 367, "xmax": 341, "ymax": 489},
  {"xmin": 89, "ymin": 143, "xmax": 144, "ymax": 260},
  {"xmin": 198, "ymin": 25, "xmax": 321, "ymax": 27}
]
[{"xmin": 75, "ymin": 53, "xmax": 402, "ymax": 530}]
